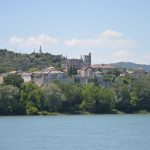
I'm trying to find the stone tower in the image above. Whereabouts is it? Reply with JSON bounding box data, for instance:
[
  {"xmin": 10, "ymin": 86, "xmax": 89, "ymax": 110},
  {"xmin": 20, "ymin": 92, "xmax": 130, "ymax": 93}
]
[
  {"xmin": 39, "ymin": 45, "xmax": 42, "ymax": 53},
  {"xmin": 83, "ymin": 53, "xmax": 91, "ymax": 66}
]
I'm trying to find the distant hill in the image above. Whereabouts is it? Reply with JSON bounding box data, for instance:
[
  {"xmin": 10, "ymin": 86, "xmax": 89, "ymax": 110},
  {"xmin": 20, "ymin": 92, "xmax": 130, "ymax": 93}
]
[
  {"xmin": 112, "ymin": 62, "xmax": 150, "ymax": 72},
  {"xmin": 0, "ymin": 49, "xmax": 66, "ymax": 73}
]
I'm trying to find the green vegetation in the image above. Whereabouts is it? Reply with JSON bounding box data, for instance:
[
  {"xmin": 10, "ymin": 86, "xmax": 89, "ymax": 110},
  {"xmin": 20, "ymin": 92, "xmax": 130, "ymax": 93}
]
[
  {"xmin": 68, "ymin": 66, "xmax": 77, "ymax": 76},
  {"xmin": 0, "ymin": 49, "xmax": 66, "ymax": 73},
  {"xmin": 1, "ymin": 73, "xmax": 150, "ymax": 115},
  {"xmin": 112, "ymin": 62, "xmax": 150, "ymax": 72},
  {"xmin": 1, "ymin": 49, "xmax": 150, "ymax": 115},
  {"xmin": 3, "ymin": 74, "xmax": 24, "ymax": 88}
]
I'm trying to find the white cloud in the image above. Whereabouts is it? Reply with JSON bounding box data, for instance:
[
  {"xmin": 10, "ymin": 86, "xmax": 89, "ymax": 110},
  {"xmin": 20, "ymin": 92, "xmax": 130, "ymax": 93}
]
[
  {"xmin": 64, "ymin": 30, "xmax": 135, "ymax": 49},
  {"xmin": 9, "ymin": 34, "xmax": 59, "ymax": 48},
  {"xmin": 9, "ymin": 37, "xmax": 23, "ymax": 45},
  {"xmin": 100, "ymin": 30, "xmax": 123, "ymax": 38}
]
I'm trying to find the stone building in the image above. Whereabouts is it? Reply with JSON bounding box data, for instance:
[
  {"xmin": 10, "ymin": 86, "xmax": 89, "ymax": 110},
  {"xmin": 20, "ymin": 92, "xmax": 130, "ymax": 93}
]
[
  {"xmin": 63, "ymin": 53, "xmax": 91, "ymax": 72},
  {"xmin": 20, "ymin": 72, "xmax": 31, "ymax": 82},
  {"xmin": 83, "ymin": 53, "xmax": 91, "ymax": 66},
  {"xmin": 77, "ymin": 64, "xmax": 114, "ymax": 78},
  {"xmin": 91, "ymin": 64, "xmax": 114, "ymax": 73},
  {"xmin": 31, "ymin": 69, "xmax": 65, "ymax": 86},
  {"xmin": 77, "ymin": 66, "xmax": 94, "ymax": 78}
]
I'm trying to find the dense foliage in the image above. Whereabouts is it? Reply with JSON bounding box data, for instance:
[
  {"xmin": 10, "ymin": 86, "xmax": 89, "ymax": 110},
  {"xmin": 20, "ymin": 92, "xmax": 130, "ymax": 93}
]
[
  {"xmin": 1, "ymin": 73, "xmax": 150, "ymax": 115},
  {"xmin": 3, "ymin": 74, "xmax": 24, "ymax": 88},
  {"xmin": 0, "ymin": 49, "xmax": 66, "ymax": 73}
]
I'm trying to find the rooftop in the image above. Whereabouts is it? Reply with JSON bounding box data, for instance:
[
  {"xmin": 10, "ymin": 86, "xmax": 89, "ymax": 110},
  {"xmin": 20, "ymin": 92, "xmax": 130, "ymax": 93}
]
[{"xmin": 91, "ymin": 64, "xmax": 114, "ymax": 69}]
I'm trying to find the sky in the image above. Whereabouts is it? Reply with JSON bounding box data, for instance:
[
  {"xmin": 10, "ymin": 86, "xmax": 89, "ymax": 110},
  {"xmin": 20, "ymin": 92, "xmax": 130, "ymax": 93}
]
[{"xmin": 0, "ymin": 0, "xmax": 150, "ymax": 64}]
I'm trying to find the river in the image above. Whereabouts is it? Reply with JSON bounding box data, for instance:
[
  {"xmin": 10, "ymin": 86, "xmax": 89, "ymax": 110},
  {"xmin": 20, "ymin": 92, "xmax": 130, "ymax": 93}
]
[{"xmin": 0, "ymin": 114, "xmax": 150, "ymax": 150}]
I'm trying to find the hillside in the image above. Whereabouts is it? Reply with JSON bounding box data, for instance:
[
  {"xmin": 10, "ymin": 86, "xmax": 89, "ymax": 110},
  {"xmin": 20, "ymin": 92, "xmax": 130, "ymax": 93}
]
[
  {"xmin": 1, "ymin": 49, "xmax": 150, "ymax": 74},
  {"xmin": 0, "ymin": 49, "xmax": 66, "ymax": 73},
  {"xmin": 112, "ymin": 62, "xmax": 150, "ymax": 72}
]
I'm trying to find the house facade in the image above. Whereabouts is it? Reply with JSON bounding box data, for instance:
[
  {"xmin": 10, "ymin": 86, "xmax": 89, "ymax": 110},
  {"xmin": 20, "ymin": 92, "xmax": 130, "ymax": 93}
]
[
  {"xmin": 77, "ymin": 64, "xmax": 114, "ymax": 79},
  {"xmin": 31, "ymin": 68, "xmax": 65, "ymax": 85},
  {"xmin": 77, "ymin": 66, "xmax": 94, "ymax": 78},
  {"xmin": 21, "ymin": 72, "xmax": 31, "ymax": 82}
]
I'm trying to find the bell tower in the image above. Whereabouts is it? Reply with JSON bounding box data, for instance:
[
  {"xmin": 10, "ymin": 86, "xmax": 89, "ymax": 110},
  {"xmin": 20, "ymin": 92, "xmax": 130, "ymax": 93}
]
[{"xmin": 83, "ymin": 52, "xmax": 91, "ymax": 66}]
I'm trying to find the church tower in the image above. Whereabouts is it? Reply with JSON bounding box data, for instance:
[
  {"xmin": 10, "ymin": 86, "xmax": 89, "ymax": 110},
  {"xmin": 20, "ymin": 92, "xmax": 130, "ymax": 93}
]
[
  {"xmin": 39, "ymin": 45, "xmax": 42, "ymax": 53},
  {"xmin": 83, "ymin": 53, "xmax": 91, "ymax": 66}
]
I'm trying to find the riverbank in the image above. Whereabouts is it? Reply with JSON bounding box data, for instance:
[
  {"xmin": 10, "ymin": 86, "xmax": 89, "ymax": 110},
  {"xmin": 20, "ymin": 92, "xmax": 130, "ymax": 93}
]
[{"xmin": 24, "ymin": 109, "xmax": 150, "ymax": 116}]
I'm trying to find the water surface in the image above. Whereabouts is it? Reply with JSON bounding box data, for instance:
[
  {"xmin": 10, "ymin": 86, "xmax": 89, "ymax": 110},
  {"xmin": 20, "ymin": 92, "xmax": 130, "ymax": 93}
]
[{"xmin": 0, "ymin": 114, "xmax": 150, "ymax": 150}]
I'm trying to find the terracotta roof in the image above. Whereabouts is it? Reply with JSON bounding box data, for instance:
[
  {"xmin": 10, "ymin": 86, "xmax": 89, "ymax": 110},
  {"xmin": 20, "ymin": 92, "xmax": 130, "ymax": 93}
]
[{"xmin": 91, "ymin": 64, "xmax": 114, "ymax": 69}]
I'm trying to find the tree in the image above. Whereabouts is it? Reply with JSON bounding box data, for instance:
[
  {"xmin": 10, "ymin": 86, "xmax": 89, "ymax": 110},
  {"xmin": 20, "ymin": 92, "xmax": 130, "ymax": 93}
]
[
  {"xmin": 99, "ymin": 88, "xmax": 115, "ymax": 113},
  {"xmin": 93, "ymin": 77, "xmax": 99, "ymax": 86},
  {"xmin": 58, "ymin": 83, "xmax": 82, "ymax": 112},
  {"xmin": 41, "ymin": 83, "xmax": 65, "ymax": 112},
  {"xmin": 115, "ymin": 86, "xmax": 132, "ymax": 113},
  {"xmin": 108, "ymin": 68, "xmax": 120, "ymax": 77},
  {"xmin": 20, "ymin": 82, "xmax": 43, "ymax": 115},
  {"xmin": 138, "ymin": 89, "xmax": 150, "ymax": 111},
  {"xmin": 81, "ymin": 85, "xmax": 115, "ymax": 113},
  {"xmin": 3, "ymin": 74, "xmax": 24, "ymax": 88},
  {"xmin": 26, "ymin": 106, "xmax": 39, "ymax": 115},
  {"xmin": 28, "ymin": 67, "xmax": 40, "ymax": 73},
  {"xmin": 68, "ymin": 66, "xmax": 77, "ymax": 76},
  {"xmin": 72, "ymin": 67, "xmax": 77, "ymax": 75},
  {"xmin": 132, "ymin": 75, "xmax": 150, "ymax": 111},
  {"xmin": 68, "ymin": 66, "xmax": 73, "ymax": 76},
  {"xmin": 0, "ymin": 85, "xmax": 20, "ymax": 115},
  {"xmin": 81, "ymin": 85, "xmax": 101, "ymax": 113}
]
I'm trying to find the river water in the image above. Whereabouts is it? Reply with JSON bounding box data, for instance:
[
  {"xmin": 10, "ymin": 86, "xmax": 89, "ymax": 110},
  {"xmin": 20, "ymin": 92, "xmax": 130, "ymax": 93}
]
[{"xmin": 0, "ymin": 114, "xmax": 150, "ymax": 150}]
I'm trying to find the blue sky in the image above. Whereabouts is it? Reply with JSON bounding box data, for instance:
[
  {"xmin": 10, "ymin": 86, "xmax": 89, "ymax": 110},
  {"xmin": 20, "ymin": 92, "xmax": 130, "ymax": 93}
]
[{"xmin": 0, "ymin": 0, "xmax": 150, "ymax": 64}]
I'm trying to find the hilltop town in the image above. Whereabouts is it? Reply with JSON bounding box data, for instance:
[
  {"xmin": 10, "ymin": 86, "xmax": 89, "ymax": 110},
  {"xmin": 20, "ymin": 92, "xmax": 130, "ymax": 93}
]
[
  {"xmin": 0, "ymin": 48, "xmax": 147, "ymax": 86},
  {"xmin": 0, "ymin": 48, "xmax": 150, "ymax": 115}
]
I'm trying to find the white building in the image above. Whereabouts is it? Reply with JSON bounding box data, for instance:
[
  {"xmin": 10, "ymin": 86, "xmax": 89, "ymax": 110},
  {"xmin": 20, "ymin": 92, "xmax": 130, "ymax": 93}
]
[
  {"xmin": 21, "ymin": 72, "xmax": 31, "ymax": 82},
  {"xmin": 32, "ymin": 69, "xmax": 65, "ymax": 85},
  {"xmin": 42, "ymin": 70, "xmax": 65, "ymax": 83}
]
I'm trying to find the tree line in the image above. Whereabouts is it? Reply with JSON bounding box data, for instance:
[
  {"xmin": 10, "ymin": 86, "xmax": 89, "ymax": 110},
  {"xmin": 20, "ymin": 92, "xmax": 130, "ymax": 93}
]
[{"xmin": 0, "ymin": 74, "xmax": 150, "ymax": 115}]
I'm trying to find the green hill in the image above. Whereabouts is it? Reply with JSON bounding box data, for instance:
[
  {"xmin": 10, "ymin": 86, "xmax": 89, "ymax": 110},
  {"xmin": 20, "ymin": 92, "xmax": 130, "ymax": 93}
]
[
  {"xmin": 112, "ymin": 62, "xmax": 150, "ymax": 72},
  {"xmin": 0, "ymin": 49, "xmax": 66, "ymax": 73}
]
